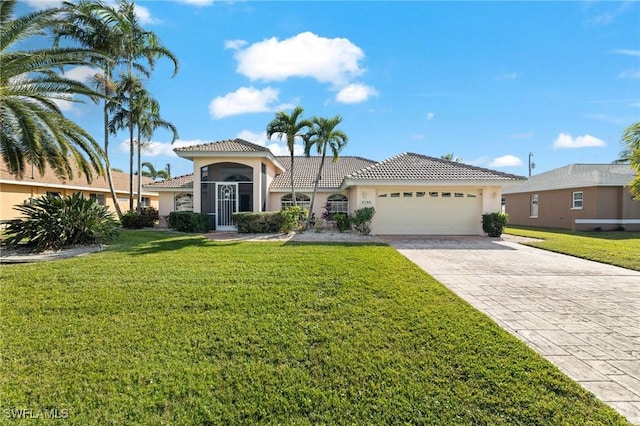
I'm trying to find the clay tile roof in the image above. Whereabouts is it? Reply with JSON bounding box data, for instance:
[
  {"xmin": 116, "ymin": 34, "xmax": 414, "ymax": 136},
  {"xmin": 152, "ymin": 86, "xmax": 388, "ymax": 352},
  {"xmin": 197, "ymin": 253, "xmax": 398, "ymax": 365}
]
[
  {"xmin": 345, "ymin": 152, "xmax": 525, "ymax": 181},
  {"xmin": 271, "ymin": 156, "xmax": 376, "ymax": 190},
  {"xmin": 144, "ymin": 174, "xmax": 193, "ymax": 189},
  {"xmin": 174, "ymin": 138, "xmax": 271, "ymax": 153}
]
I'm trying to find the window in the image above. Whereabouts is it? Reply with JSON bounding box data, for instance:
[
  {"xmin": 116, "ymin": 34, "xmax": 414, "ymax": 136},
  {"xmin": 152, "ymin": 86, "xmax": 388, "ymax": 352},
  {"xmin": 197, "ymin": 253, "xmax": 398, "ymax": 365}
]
[
  {"xmin": 530, "ymin": 194, "xmax": 539, "ymax": 218},
  {"xmin": 429, "ymin": 192, "xmax": 439, "ymax": 197},
  {"xmin": 326, "ymin": 194, "xmax": 348, "ymax": 214},
  {"xmin": 378, "ymin": 193, "xmax": 388, "ymax": 198},
  {"xmin": 47, "ymin": 191, "xmax": 61, "ymax": 198},
  {"xmin": 281, "ymin": 193, "xmax": 311, "ymax": 210},
  {"xmin": 442, "ymin": 192, "xmax": 451, "ymax": 198},
  {"xmin": 454, "ymin": 193, "xmax": 464, "ymax": 198},
  {"xmin": 175, "ymin": 193, "xmax": 193, "ymax": 211},
  {"xmin": 403, "ymin": 192, "xmax": 413, "ymax": 197},
  {"xmin": 390, "ymin": 192, "xmax": 400, "ymax": 198},
  {"xmin": 416, "ymin": 192, "xmax": 426, "ymax": 197},
  {"xmin": 572, "ymin": 191, "xmax": 583, "ymax": 209},
  {"xmin": 141, "ymin": 197, "xmax": 151, "ymax": 208},
  {"xmin": 89, "ymin": 193, "xmax": 106, "ymax": 205}
]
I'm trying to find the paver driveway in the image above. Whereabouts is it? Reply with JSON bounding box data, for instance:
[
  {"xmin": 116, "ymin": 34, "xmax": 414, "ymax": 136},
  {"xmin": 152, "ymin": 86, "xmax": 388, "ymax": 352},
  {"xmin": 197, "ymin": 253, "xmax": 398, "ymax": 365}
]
[{"xmin": 384, "ymin": 235, "xmax": 640, "ymax": 425}]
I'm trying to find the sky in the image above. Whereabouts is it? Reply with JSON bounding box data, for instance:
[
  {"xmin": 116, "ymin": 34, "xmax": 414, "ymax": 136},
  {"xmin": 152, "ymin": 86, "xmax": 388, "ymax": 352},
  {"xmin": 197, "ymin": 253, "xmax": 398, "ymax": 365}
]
[{"xmin": 18, "ymin": 0, "xmax": 640, "ymax": 178}]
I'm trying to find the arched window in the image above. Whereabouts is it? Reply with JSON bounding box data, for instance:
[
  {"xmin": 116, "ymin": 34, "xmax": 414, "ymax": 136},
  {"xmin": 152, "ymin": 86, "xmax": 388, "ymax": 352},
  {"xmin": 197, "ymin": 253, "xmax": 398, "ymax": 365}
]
[
  {"xmin": 326, "ymin": 194, "xmax": 348, "ymax": 214},
  {"xmin": 281, "ymin": 193, "xmax": 311, "ymax": 210},
  {"xmin": 175, "ymin": 193, "xmax": 193, "ymax": 211}
]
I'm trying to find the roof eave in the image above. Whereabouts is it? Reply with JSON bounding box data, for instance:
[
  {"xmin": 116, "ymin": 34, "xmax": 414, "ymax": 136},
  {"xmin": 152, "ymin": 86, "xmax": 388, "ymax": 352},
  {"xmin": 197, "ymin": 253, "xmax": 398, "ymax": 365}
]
[
  {"xmin": 174, "ymin": 150, "xmax": 286, "ymax": 172},
  {"xmin": 341, "ymin": 178, "xmax": 522, "ymax": 190}
]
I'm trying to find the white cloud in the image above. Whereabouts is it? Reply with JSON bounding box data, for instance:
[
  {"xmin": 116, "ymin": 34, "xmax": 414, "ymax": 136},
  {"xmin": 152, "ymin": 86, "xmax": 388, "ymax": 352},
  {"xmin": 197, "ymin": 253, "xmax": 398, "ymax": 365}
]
[
  {"xmin": 225, "ymin": 39, "xmax": 248, "ymax": 50},
  {"xmin": 134, "ymin": 4, "xmax": 159, "ymax": 25},
  {"xmin": 495, "ymin": 72, "xmax": 519, "ymax": 80},
  {"xmin": 335, "ymin": 83, "xmax": 378, "ymax": 104},
  {"xmin": 236, "ymin": 130, "xmax": 304, "ymax": 156},
  {"xmin": 617, "ymin": 68, "xmax": 640, "ymax": 79},
  {"xmin": 24, "ymin": 0, "xmax": 61, "ymax": 10},
  {"xmin": 209, "ymin": 87, "xmax": 279, "ymax": 119},
  {"xmin": 234, "ymin": 32, "xmax": 365, "ymax": 86},
  {"xmin": 552, "ymin": 133, "xmax": 606, "ymax": 149},
  {"xmin": 489, "ymin": 155, "xmax": 523, "ymax": 167},
  {"xmin": 118, "ymin": 138, "xmax": 207, "ymax": 157},
  {"xmin": 585, "ymin": 113, "xmax": 625, "ymax": 124},
  {"xmin": 175, "ymin": 0, "xmax": 214, "ymax": 6},
  {"xmin": 611, "ymin": 49, "xmax": 640, "ymax": 57},
  {"xmin": 426, "ymin": 112, "xmax": 435, "ymax": 121},
  {"xmin": 63, "ymin": 66, "xmax": 100, "ymax": 83}
]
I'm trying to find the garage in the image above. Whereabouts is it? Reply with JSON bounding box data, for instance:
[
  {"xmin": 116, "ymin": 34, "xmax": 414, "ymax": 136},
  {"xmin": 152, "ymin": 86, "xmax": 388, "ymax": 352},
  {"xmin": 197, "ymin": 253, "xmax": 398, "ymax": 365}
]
[{"xmin": 373, "ymin": 188, "xmax": 482, "ymax": 235}]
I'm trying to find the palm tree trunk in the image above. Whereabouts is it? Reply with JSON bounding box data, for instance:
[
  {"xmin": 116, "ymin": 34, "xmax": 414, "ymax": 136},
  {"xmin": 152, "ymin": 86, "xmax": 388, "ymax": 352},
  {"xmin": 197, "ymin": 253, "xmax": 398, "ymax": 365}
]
[
  {"xmin": 290, "ymin": 152, "xmax": 297, "ymax": 207},
  {"xmin": 307, "ymin": 151, "xmax": 326, "ymax": 228},
  {"xmin": 136, "ymin": 130, "xmax": 142, "ymax": 214},
  {"xmin": 128, "ymin": 112, "xmax": 134, "ymax": 212},
  {"xmin": 103, "ymin": 69, "xmax": 122, "ymax": 219}
]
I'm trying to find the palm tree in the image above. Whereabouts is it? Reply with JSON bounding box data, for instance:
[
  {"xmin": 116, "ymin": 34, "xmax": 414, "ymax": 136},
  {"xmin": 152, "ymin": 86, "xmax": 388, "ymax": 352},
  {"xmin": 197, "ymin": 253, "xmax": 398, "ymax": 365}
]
[
  {"xmin": 614, "ymin": 121, "xmax": 640, "ymax": 164},
  {"xmin": 304, "ymin": 115, "xmax": 348, "ymax": 227},
  {"xmin": 441, "ymin": 153, "xmax": 462, "ymax": 162},
  {"xmin": 55, "ymin": 0, "xmax": 178, "ymax": 214},
  {"xmin": 266, "ymin": 106, "xmax": 312, "ymax": 206},
  {"xmin": 54, "ymin": 0, "xmax": 123, "ymax": 217},
  {"xmin": 0, "ymin": 0, "xmax": 105, "ymax": 182},
  {"xmin": 141, "ymin": 162, "xmax": 169, "ymax": 180},
  {"xmin": 134, "ymin": 92, "xmax": 178, "ymax": 212}
]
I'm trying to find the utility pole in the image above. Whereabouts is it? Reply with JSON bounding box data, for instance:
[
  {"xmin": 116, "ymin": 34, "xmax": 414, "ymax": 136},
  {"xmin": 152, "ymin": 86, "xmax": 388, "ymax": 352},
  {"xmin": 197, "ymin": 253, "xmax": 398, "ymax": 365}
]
[{"xmin": 528, "ymin": 152, "xmax": 535, "ymax": 177}]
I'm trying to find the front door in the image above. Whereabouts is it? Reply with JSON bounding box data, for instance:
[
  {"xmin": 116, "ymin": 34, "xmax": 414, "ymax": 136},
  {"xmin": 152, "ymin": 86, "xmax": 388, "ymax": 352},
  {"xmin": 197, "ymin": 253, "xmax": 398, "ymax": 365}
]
[{"xmin": 216, "ymin": 182, "xmax": 238, "ymax": 230}]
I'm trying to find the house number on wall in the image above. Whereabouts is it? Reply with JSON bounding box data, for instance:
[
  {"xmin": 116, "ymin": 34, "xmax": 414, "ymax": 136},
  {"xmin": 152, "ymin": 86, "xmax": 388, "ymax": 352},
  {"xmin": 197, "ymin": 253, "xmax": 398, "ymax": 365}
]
[{"xmin": 360, "ymin": 200, "xmax": 372, "ymax": 206}]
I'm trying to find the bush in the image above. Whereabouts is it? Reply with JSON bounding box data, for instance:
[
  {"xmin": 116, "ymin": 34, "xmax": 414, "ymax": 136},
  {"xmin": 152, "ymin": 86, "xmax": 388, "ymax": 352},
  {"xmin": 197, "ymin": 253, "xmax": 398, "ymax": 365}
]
[
  {"xmin": 280, "ymin": 206, "xmax": 308, "ymax": 234},
  {"xmin": 120, "ymin": 207, "xmax": 159, "ymax": 229},
  {"xmin": 333, "ymin": 213, "xmax": 351, "ymax": 232},
  {"xmin": 482, "ymin": 212, "xmax": 509, "ymax": 237},
  {"xmin": 1, "ymin": 193, "xmax": 119, "ymax": 251},
  {"xmin": 233, "ymin": 212, "xmax": 283, "ymax": 233},
  {"xmin": 351, "ymin": 207, "xmax": 376, "ymax": 235},
  {"xmin": 168, "ymin": 211, "xmax": 210, "ymax": 233}
]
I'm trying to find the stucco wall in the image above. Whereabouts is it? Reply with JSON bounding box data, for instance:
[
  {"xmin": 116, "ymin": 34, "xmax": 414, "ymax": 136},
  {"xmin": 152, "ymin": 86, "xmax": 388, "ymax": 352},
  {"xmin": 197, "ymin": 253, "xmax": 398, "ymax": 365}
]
[{"xmin": 504, "ymin": 186, "xmax": 640, "ymax": 231}]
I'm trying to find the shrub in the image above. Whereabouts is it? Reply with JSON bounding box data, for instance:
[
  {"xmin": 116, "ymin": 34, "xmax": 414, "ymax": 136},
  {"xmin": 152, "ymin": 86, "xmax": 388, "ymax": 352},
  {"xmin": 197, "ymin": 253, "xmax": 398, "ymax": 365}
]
[
  {"xmin": 280, "ymin": 206, "xmax": 308, "ymax": 234},
  {"xmin": 233, "ymin": 212, "xmax": 283, "ymax": 233},
  {"xmin": 168, "ymin": 211, "xmax": 210, "ymax": 233},
  {"xmin": 120, "ymin": 207, "xmax": 159, "ymax": 229},
  {"xmin": 482, "ymin": 212, "xmax": 509, "ymax": 237},
  {"xmin": 333, "ymin": 213, "xmax": 351, "ymax": 232},
  {"xmin": 2, "ymin": 193, "xmax": 119, "ymax": 251},
  {"xmin": 351, "ymin": 207, "xmax": 376, "ymax": 235}
]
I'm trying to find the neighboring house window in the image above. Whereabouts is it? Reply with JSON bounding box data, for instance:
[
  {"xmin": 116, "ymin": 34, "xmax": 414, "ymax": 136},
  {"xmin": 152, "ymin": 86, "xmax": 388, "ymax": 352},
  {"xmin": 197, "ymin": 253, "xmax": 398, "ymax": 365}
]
[
  {"xmin": 47, "ymin": 191, "xmax": 61, "ymax": 198},
  {"xmin": 89, "ymin": 193, "xmax": 106, "ymax": 205},
  {"xmin": 530, "ymin": 194, "xmax": 539, "ymax": 218},
  {"xmin": 141, "ymin": 197, "xmax": 151, "ymax": 208},
  {"xmin": 281, "ymin": 194, "xmax": 311, "ymax": 210},
  {"xmin": 572, "ymin": 191, "xmax": 583, "ymax": 209},
  {"xmin": 501, "ymin": 196, "xmax": 506, "ymax": 214},
  {"xmin": 175, "ymin": 193, "xmax": 193, "ymax": 211},
  {"xmin": 326, "ymin": 194, "xmax": 348, "ymax": 214}
]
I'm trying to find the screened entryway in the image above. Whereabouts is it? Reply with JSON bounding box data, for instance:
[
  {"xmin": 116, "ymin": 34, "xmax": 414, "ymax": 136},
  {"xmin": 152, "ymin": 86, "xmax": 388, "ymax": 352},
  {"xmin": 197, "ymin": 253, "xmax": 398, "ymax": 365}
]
[{"xmin": 201, "ymin": 162, "xmax": 253, "ymax": 230}]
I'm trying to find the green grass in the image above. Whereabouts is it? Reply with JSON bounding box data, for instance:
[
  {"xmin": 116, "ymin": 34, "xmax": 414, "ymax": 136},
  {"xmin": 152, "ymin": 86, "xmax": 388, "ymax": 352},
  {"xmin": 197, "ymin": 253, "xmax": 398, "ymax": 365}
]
[
  {"xmin": 1, "ymin": 231, "xmax": 628, "ymax": 424},
  {"xmin": 505, "ymin": 226, "xmax": 640, "ymax": 271}
]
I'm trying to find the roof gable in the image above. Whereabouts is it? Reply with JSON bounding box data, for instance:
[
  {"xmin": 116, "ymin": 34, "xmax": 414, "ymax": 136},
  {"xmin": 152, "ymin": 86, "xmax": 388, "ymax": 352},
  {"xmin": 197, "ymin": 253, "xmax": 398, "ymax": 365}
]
[
  {"xmin": 174, "ymin": 138, "xmax": 271, "ymax": 154},
  {"xmin": 344, "ymin": 152, "xmax": 525, "ymax": 182}
]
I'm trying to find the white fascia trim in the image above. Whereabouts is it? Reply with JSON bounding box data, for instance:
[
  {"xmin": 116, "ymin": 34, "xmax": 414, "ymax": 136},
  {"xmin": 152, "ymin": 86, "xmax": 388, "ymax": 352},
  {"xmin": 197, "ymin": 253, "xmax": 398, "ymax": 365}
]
[
  {"xmin": 269, "ymin": 188, "xmax": 340, "ymax": 193},
  {"xmin": 0, "ymin": 179, "xmax": 158, "ymax": 196},
  {"xmin": 143, "ymin": 186, "xmax": 193, "ymax": 193},
  {"xmin": 340, "ymin": 179, "xmax": 509, "ymax": 190},
  {"xmin": 575, "ymin": 219, "xmax": 640, "ymax": 224}
]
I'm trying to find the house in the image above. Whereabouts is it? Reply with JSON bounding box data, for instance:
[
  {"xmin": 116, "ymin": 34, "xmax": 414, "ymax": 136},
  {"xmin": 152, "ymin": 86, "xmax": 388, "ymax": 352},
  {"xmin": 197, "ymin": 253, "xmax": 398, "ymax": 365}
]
[
  {"xmin": 503, "ymin": 164, "xmax": 640, "ymax": 231},
  {"xmin": 0, "ymin": 159, "xmax": 159, "ymax": 222},
  {"xmin": 146, "ymin": 138, "xmax": 524, "ymax": 235}
]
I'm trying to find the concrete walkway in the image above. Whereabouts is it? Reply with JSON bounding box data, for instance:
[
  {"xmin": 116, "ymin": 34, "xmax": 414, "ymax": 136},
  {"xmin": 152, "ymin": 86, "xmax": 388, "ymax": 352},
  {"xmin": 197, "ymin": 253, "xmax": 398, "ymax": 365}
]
[{"xmin": 384, "ymin": 235, "xmax": 640, "ymax": 425}]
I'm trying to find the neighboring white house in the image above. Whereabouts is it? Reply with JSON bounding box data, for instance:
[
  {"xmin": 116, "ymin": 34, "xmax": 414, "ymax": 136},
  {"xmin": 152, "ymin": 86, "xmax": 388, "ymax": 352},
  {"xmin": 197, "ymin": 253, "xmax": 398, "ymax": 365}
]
[{"xmin": 145, "ymin": 138, "xmax": 524, "ymax": 235}]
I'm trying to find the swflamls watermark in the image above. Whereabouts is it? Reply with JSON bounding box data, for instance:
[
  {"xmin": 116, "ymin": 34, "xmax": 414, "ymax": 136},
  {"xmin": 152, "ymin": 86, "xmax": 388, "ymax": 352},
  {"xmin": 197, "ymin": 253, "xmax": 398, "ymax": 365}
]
[{"xmin": 3, "ymin": 408, "xmax": 70, "ymax": 420}]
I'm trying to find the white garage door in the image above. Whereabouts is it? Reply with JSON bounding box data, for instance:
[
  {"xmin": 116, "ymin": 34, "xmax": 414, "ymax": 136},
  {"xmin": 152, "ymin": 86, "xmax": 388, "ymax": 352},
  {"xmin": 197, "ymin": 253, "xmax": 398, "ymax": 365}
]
[{"xmin": 373, "ymin": 189, "xmax": 482, "ymax": 235}]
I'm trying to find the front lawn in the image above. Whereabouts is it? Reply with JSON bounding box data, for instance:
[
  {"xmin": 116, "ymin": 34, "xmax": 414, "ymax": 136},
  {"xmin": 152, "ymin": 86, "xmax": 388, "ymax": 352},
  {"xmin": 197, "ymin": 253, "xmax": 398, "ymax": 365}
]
[
  {"xmin": 505, "ymin": 226, "xmax": 640, "ymax": 271},
  {"xmin": 0, "ymin": 231, "xmax": 627, "ymax": 424}
]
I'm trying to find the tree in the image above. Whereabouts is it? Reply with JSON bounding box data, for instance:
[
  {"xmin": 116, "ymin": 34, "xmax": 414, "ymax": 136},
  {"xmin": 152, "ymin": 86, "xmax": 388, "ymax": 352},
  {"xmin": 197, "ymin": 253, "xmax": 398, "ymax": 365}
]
[
  {"xmin": 614, "ymin": 121, "xmax": 640, "ymax": 164},
  {"xmin": 441, "ymin": 153, "xmax": 462, "ymax": 162},
  {"xmin": 54, "ymin": 0, "xmax": 124, "ymax": 217},
  {"xmin": 619, "ymin": 122, "xmax": 640, "ymax": 199},
  {"xmin": 266, "ymin": 106, "xmax": 312, "ymax": 206},
  {"xmin": 134, "ymin": 92, "xmax": 178, "ymax": 211},
  {"xmin": 304, "ymin": 115, "xmax": 348, "ymax": 228},
  {"xmin": 0, "ymin": 0, "xmax": 105, "ymax": 182},
  {"xmin": 141, "ymin": 162, "xmax": 169, "ymax": 180}
]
